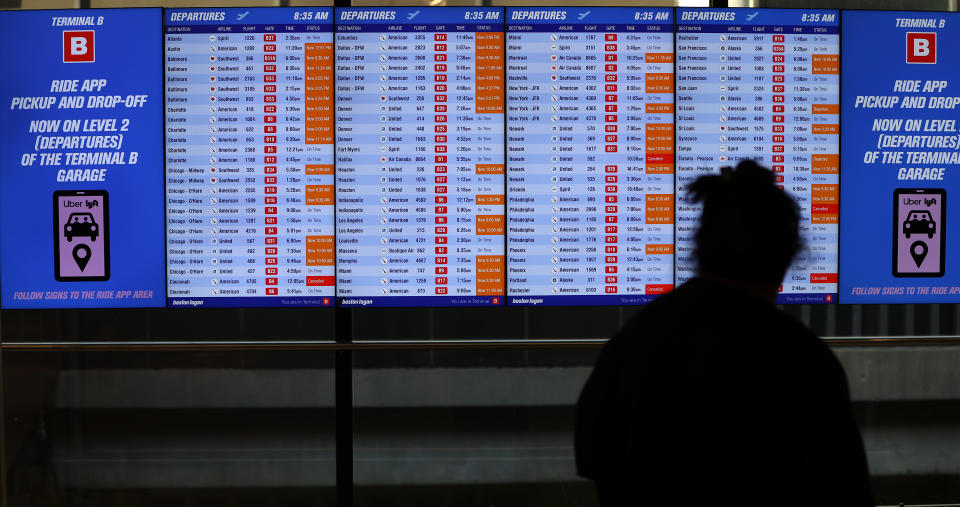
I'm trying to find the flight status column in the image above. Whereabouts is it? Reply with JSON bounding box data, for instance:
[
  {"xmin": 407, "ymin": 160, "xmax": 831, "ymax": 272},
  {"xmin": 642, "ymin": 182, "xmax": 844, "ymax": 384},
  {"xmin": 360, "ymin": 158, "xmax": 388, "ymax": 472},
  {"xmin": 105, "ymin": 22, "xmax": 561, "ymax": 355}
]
[
  {"xmin": 675, "ymin": 8, "xmax": 839, "ymax": 303},
  {"xmin": 165, "ymin": 8, "xmax": 335, "ymax": 307},
  {"xmin": 505, "ymin": 7, "xmax": 674, "ymax": 306},
  {"xmin": 335, "ymin": 7, "xmax": 505, "ymax": 307}
]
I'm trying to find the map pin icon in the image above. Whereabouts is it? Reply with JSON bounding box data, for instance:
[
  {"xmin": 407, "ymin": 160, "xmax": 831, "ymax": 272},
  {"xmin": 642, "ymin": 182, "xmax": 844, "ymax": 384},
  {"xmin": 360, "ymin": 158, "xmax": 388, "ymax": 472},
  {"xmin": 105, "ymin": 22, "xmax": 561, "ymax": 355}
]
[
  {"xmin": 910, "ymin": 240, "xmax": 928, "ymax": 268},
  {"xmin": 73, "ymin": 244, "xmax": 92, "ymax": 272}
]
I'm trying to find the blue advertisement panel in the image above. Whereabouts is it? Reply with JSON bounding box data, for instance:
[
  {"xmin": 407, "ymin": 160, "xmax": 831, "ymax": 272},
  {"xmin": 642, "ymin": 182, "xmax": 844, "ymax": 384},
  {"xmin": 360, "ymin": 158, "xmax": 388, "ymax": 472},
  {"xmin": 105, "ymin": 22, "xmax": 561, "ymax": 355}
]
[
  {"xmin": 840, "ymin": 11, "xmax": 960, "ymax": 303},
  {"xmin": 0, "ymin": 9, "xmax": 164, "ymax": 308}
]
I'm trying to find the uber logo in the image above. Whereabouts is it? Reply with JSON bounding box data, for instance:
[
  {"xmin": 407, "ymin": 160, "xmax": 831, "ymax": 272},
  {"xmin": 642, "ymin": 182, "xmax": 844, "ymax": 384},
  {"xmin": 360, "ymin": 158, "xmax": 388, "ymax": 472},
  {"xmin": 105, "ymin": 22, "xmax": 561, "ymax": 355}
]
[
  {"xmin": 906, "ymin": 32, "xmax": 936, "ymax": 64},
  {"xmin": 63, "ymin": 30, "xmax": 95, "ymax": 63}
]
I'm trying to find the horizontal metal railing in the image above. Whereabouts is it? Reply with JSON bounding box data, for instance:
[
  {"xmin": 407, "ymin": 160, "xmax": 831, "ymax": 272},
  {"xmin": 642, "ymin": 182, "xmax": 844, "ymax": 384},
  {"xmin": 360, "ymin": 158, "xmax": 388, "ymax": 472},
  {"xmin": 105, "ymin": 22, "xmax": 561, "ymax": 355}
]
[{"xmin": 2, "ymin": 335, "xmax": 960, "ymax": 351}]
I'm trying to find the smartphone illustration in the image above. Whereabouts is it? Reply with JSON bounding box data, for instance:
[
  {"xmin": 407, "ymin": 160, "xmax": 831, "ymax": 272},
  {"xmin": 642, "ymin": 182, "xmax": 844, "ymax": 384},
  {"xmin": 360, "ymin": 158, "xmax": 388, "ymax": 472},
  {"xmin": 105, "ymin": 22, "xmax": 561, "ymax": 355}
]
[
  {"xmin": 53, "ymin": 190, "xmax": 110, "ymax": 281},
  {"xmin": 893, "ymin": 188, "xmax": 945, "ymax": 277}
]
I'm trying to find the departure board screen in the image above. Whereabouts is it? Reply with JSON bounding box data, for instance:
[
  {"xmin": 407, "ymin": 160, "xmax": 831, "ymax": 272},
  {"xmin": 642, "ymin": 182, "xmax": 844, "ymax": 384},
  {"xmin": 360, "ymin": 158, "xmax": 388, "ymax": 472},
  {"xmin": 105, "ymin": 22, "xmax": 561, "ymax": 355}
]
[
  {"xmin": 164, "ymin": 8, "xmax": 335, "ymax": 308},
  {"xmin": 675, "ymin": 8, "xmax": 840, "ymax": 304},
  {"xmin": 505, "ymin": 7, "xmax": 675, "ymax": 306},
  {"xmin": 335, "ymin": 7, "xmax": 505, "ymax": 307}
]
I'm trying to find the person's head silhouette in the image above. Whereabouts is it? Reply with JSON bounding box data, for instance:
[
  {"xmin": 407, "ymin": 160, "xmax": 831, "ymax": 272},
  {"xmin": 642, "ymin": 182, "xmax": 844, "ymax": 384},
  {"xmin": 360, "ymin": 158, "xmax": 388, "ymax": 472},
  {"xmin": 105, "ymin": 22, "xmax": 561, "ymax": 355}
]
[{"xmin": 687, "ymin": 159, "xmax": 802, "ymax": 300}]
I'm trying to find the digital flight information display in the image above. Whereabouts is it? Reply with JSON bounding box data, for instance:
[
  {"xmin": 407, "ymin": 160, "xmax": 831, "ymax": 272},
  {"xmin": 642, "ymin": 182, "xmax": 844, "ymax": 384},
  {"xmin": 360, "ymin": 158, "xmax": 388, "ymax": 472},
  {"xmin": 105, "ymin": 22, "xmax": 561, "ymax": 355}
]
[
  {"xmin": 164, "ymin": 8, "xmax": 335, "ymax": 307},
  {"xmin": 675, "ymin": 8, "xmax": 840, "ymax": 304},
  {"xmin": 334, "ymin": 7, "xmax": 505, "ymax": 307},
  {"xmin": 505, "ymin": 7, "xmax": 675, "ymax": 306},
  {"xmin": 9, "ymin": 5, "xmax": 960, "ymax": 311}
]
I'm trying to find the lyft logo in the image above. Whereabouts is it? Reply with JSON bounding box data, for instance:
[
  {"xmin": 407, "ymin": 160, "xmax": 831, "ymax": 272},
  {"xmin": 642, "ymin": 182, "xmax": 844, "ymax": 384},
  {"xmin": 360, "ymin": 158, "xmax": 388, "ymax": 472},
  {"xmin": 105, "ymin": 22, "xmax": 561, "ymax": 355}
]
[
  {"xmin": 906, "ymin": 32, "xmax": 936, "ymax": 64},
  {"xmin": 63, "ymin": 30, "xmax": 95, "ymax": 63}
]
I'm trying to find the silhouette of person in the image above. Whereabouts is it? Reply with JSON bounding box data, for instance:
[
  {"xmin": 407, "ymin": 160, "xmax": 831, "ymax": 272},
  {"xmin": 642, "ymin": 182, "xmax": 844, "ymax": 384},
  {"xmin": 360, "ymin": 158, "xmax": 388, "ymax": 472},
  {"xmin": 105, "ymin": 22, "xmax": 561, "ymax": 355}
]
[{"xmin": 575, "ymin": 160, "xmax": 873, "ymax": 506}]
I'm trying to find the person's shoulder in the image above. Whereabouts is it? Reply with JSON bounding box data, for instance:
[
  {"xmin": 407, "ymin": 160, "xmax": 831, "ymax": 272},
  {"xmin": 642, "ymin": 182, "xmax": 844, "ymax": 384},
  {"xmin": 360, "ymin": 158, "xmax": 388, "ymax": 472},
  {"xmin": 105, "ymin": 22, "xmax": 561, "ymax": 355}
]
[
  {"xmin": 607, "ymin": 278, "xmax": 720, "ymax": 346},
  {"xmin": 764, "ymin": 305, "xmax": 846, "ymax": 381},
  {"xmin": 639, "ymin": 277, "xmax": 716, "ymax": 315},
  {"xmin": 769, "ymin": 306, "xmax": 829, "ymax": 350},
  {"xmin": 770, "ymin": 304, "xmax": 817, "ymax": 338},
  {"xmin": 638, "ymin": 277, "xmax": 771, "ymax": 325}
]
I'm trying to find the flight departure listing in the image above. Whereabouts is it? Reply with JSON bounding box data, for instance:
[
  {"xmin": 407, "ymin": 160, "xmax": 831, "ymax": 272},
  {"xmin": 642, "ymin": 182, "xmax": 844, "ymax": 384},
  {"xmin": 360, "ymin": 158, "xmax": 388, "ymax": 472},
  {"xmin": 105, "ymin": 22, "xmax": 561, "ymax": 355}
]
[
  {"xmin": 675, "ymin": 8, "xmax": 840, "ymax": 304},
  {"xmin": 505, "ymin": 7, "xmax": 675, "ymax": 306},
  {"xmin": 335, "ymin": 7, "xmax": 506, "ymax": 307},
  {"xmin": 164, "ymin": 8, "xmax": 336, "ymax": 307}
]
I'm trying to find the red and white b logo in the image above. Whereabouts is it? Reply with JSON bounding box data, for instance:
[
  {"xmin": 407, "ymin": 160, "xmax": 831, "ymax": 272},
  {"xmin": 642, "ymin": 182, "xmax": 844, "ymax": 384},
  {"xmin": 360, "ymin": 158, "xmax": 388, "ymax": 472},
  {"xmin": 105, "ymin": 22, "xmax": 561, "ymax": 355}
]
[
  {"xmin": 63, "ymin": 30, "xmax": 95, "ymax": 63},
  {"xmin": 906, "ymin": 32, "xmax": 936, "ymax": 64}
]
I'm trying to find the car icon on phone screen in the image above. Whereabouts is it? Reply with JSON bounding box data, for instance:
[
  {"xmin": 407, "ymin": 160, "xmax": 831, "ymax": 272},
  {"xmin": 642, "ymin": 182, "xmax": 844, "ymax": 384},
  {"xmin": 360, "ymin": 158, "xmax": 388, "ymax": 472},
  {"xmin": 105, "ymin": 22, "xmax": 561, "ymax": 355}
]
[
  {"xmin": 64, "ymin": 212, "xmax": 99, "ymax": 242},
  {"xmin": 903, "ymin": 210, "xmax": 935, "ymax": 239}
]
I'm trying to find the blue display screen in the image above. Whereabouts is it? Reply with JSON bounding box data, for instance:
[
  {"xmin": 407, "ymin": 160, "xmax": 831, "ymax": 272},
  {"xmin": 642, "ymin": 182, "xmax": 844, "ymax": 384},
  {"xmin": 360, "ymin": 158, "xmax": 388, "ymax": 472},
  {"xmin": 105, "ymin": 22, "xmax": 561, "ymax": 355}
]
[
  {"xmin": 164, "ymin": 8, "xmax": 337, "ymax": 308},
  {"xmin": 0, "ymin": 9, "xmax": 165, "ymax": 308},
  {"xmin": 675, "ymin": 8, "xmax": 840, "ymax": 304},
  {"xmin": 3, "ymin": 7, "xmax": 959, "ymax": 309},
  {"xmin": 840, "ymin": 10, "xmax": 960, "ymax": 303},
  {"xmin": 505, "ymin": 7, "xmax": 675, "ymax": 306},
  {"xmin": 334, "ymin": 7, "xmax": 506, "ymax": 308}
]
